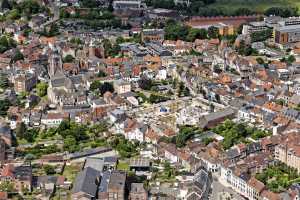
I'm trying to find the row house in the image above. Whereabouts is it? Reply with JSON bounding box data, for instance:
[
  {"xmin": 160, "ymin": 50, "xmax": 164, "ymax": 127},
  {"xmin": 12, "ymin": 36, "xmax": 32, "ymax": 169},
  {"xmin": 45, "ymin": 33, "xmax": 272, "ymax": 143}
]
[
  {"xmin": 282, "ymin": 108, "xmax": 300, "ymax": 123},
  {"xmin": 141, "ymin": 29, "xmax": 164, "ymax": 43},
  {"xmin": 238, "ymin": 104, "xmax": 267, "ymax": 124},
  {"xmin": 275, "ymin": 133, "xmax": 300, "ymax": 172},
  {"xmin": 163, "ymin": 40, "xmax": 193, "ymax": 55},
  {"xmin": 220, "ymin": 165, "xmax": 252, "ymax": 199},
  {"xmin": 0, "ymin": 164, "xmax": 32, "ymax": 193},
  {"xmin": 145, "ymin": 128, "xmax": 160, "ymax": 144},
  {"xmin": 13, "ymin": 73, "xmax": 37, "ymax": 93},
  {"xmin": 194, "ymin": 144, "xmax": 223, "ymax": 173},
  {"xmin": 225, "ymin": 142, "xmax": 262, "ymax": 164},
  {"xmin": 219, "ymin": 164, "xmax": 267, "ymax": 200},
  {"xmin": 41, "ymin": 112, "xmax": 70, "ymax": 127},
  {"xmin": 159, "ymin": 142, "xmax": 179, "ymax": 163}
]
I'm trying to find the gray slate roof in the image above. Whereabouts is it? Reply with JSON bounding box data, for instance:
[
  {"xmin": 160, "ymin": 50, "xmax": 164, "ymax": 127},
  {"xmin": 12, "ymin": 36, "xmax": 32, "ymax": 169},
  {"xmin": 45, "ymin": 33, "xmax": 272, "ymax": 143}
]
[{"xmin": 72, "ymin": 167, "xmax": 100, "ymax": 197}]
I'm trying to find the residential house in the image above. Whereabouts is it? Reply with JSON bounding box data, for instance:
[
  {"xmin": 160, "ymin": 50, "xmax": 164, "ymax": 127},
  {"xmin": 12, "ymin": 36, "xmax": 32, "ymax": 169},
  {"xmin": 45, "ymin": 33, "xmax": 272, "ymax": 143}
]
[
  {"xmin": 141, "ymin": 29, "xmax": 164, "ymax": 43},
  {"xmin": 275, "ymin": 136, "xmax": 300, "ymax": 172},
  {"xmin": 0, "ymin": 164, "xmax": 32, "ymax": 192},
  {"xmin": 124, "ymin": 118, "xmax": 147, "ymax": 142},
  {"xmin": 14, "ymin": 73, "xmax": 37, "ymax": 93},
  {"xmin": 114, "ymin": 80, "xmax": 131, "ymax": 94},
  {"xmin": 186, "ymin": 168, "xmax": 212, "ymax": 200},
  {"xmin": 107, "ymin": 171, "xmax": 126, "ymax": 200},
  {"xmin": 129, "ymin": 183, "xmax": 148, "ymax": 200},
  {"xmin": 161, "ymin": 142, "xmax": 179, "ymax": 163}
]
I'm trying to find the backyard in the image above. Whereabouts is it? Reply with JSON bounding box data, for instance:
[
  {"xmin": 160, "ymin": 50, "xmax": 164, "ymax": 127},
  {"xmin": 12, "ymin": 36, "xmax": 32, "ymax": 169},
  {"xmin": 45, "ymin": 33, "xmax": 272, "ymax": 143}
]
[{"xmin": 62, "ymin": 163, "xmax": 82, "ymax": 182}]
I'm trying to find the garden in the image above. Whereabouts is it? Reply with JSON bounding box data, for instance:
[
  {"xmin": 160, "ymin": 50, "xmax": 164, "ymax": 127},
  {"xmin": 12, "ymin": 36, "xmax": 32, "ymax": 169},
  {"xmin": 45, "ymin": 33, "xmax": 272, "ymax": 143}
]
[{"xmin": 256, "ymin": 162, "xmax": 300, "ymax": 193}]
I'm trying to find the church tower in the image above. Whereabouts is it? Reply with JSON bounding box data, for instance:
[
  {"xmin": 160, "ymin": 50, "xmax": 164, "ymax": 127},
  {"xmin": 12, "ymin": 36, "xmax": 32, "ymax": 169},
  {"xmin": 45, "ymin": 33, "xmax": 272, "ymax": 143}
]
[{"xmin": 48, "ymin": 49, "xmax": 64, "ymax": 79}]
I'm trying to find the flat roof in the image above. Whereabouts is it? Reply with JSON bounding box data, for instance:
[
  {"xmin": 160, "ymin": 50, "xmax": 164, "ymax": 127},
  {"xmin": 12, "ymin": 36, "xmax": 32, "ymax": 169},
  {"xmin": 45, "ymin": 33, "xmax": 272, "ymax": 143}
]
[{"xmin": 277, "ymin": 24, "xmax": 300, "ymax": 33}]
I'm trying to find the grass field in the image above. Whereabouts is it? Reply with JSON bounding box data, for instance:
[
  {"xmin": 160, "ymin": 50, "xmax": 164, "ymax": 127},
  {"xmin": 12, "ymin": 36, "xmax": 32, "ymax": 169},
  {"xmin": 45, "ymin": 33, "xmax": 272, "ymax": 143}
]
[
  {"xmin": 63, "ymin": 163, "xmax": 82, "ymax": 182},
  {"xmin": 209, "ymin": 0, "xmax": 300, "ymax": 14},
  {"xmin": 117, "ymin": 161, "xmax": 130, "ymax": 171}
]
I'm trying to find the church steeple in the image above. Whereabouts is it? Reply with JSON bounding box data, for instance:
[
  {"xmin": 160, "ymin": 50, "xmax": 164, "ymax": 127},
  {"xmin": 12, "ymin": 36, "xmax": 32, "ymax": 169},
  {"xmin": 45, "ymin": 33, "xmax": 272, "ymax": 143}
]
[{"xmin": 48, "ymin": 48, "xmax": 64, "ymax": 79}]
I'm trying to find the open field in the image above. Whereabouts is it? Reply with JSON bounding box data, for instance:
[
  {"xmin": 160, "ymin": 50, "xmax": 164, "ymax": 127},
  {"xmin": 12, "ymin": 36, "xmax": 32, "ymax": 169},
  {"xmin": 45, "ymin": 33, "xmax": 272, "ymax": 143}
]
[{"xmin": 209, "ymin": 0, "xmax": 300, "ymax": 14}]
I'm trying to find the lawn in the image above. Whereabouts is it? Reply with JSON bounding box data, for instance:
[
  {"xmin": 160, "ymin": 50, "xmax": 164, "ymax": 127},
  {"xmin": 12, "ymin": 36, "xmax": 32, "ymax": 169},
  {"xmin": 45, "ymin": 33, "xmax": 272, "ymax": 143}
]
[
  {"xmin": 117, "ymin": 161, "xmax": 130, "ymax": 171},
  {"xmin": 209, "ymin": 0, "xmax": 300, "ymax": 14}
]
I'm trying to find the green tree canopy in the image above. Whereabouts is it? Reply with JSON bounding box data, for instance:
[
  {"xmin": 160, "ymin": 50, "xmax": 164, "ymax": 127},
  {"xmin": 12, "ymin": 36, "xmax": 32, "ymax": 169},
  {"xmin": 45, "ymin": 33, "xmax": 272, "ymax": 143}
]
[
  {"xmin": 36, "ymin": 82, "xmax": 48, "ymax": 97},
  {"xmin": 208, "ymin": 26, "xmax": 219, "ymax": 39},
  {"xmin": 12, "ymin": 49, "xmax": 24, "ymax": 63},
  {"xmin": 63, "ymin": 54, "xmax": 75, "ymax": 63}
]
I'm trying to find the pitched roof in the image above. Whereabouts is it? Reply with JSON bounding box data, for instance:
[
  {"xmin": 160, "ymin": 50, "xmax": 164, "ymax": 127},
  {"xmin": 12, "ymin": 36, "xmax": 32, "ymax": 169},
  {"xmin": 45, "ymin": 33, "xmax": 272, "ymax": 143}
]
[
  {"xmin": 248, "ymin": 177, "xmax": 265, "ymax": 193},
  {"xmin": 72, "ymin": 167, "xmax": 100, "ymax": 197}
]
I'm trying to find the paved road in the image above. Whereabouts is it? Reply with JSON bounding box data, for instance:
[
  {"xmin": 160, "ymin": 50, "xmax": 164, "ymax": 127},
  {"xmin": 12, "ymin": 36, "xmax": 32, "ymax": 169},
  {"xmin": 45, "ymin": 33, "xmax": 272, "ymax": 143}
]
[{"xmin": 210, "ymin": 178, "xmax": 245, "ymax": 200}]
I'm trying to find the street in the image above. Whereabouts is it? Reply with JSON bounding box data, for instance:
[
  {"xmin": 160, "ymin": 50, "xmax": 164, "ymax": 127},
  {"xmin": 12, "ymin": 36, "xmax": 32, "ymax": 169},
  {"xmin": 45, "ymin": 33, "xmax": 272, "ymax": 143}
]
[{"xmin": 210, "ymin": 177, "xmax": 245, "ymax": 200}]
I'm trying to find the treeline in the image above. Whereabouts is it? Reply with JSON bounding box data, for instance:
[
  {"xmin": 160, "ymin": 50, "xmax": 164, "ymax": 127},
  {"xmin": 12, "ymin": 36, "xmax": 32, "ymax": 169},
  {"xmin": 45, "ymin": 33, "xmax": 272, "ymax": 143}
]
[
  {"xmin": 189, "ymin": 6, "xmax": 298, "ymax": 17},
  {"xmin": 60, "ymin": 8, "xmax": 115, "ymax": 20},
  {"xmin": 164, "ymin": 20, "xmax": 219, "ymax": 41},
  {"xmin": 145, "ymin": 0, "xmax": 299, "ymax": 17},
  {"xmin": 60, "ymin": 8, "xmax": 125, "ymax": 30},
  {"xmin": 0, "ymin": 0, "xmax": 48, "ymax": 21},
  {"xmin": 265, "ymin": 7, "xmax": 298, "ymax": 18},
  {"xmin": 250, "ymin": 29, "xmax": 273, "ymax": 43}
]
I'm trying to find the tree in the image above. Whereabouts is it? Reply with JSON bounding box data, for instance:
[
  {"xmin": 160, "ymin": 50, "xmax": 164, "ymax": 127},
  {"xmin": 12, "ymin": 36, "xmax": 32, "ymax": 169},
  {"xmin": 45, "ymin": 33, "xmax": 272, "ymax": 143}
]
[
  {"xmin": 63, "ymin": 54, "xmax": 74, "ymax": 63},
  {"xmin": 80, "ymin": 0, "xmax": 99, "ymax": 8},
  {"xmin": 251, "ymin": 29, "xmax": 272, "ymax": 42},
  {"xmin": 48, "ymin": 23, "xmax": 59, "ymax": 36},
  {"xmin": 264, "ymin": 7, "xmax": 298, "ymax": 18},
  {"xmin": 97, "ymin": 70, "xmax": 107, "ymax": 77},
  {"xmin": 0, "ymin": 36, "xmax": 16, "ymax": 53},
  {"xmin": 63, "ymin": 135, "xmax": 78, "ymax": 152},
  {"xmin": 287, "ymin": 55, "xmax": 296, "ymax": 64},
  {"xmin": 116, "ymin": 36, "xmax": 125, "ymax": 44},
  {"xmin": 234, "ymin": 8, "xmax": 254, "ymax": 16},
  {"xmin": 183, "ymin": 87, "xmax": 190, "ymax": 96},
  {"xmin": 186, "ymin": 28, "xmax": 207, "ymax": 42},
  {"xmin": 57, "ymin": 120, "xmax": 70, "ymax": 133},
  {"xmin": 43, "ymin": 165, "xmax": 56, "ymax": 175},
  {"xmin": 12, "ymin": 49, "xmax": 24, "ymax": 63},
  {"xmin": 202, "ymin": 137, "xmax": 214, "ymax": 145},
  {"xmin": 90, "ymin": 80, "xmax": 101, "ymax": 91},
  {"xmin": 164, "ymin": 20, "xmax": 189, "ymax": 41},
  {"xmin": 23, "ymin": 128, "xmax": 39, "ymax": 143},
  {"xmin": 138, "ymin": 78, "xmax": 153, "ymax": 90},
  {"xmin": 70, "ymin": 37, "xmax": 83, "ymax": 45},
  {"xmin": 99, "ymin": 82, "xmax": 114, "ymax": 95},
  {"xmin": 256, "ymin": 57, "xmax": 265, "ymax": 65},
  {"xmin": 0, "ymin": 99, "xmax": 11, "ymax": 116},
  {"xmin": 208, "ymin": 26, "xmax": 219, "ymax": 39},
  {"xmin": 16, "ymin": 122, "xmax": 26, "ymax": 138},
  {"xmin": 0, "ymin": 181, "xmax": 14, "ymax": 192},
  {"xmin": 36, "ymin": 82, "xmax": 48, "ymax": 97},
  {"xmin": 103, "ymin": 39, "xmax": 112, "ymax": 57},
  {"xmin": 236, "ymin": 41, "xmax": 256, "ymax": 56},
  {"xmin": 7, "ymin": 9, "xmax": 20, "ymax": 20},
  {"xmin": 40, "ymin": 23, "xmax": 60, "ymax": 37}
]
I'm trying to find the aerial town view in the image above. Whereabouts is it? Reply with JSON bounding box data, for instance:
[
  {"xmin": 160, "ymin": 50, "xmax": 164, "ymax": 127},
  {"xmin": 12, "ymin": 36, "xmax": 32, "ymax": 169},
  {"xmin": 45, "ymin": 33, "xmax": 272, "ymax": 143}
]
[{"xmin": 2, "ymin": 0, "xmax": 300, "ymax": 199}]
